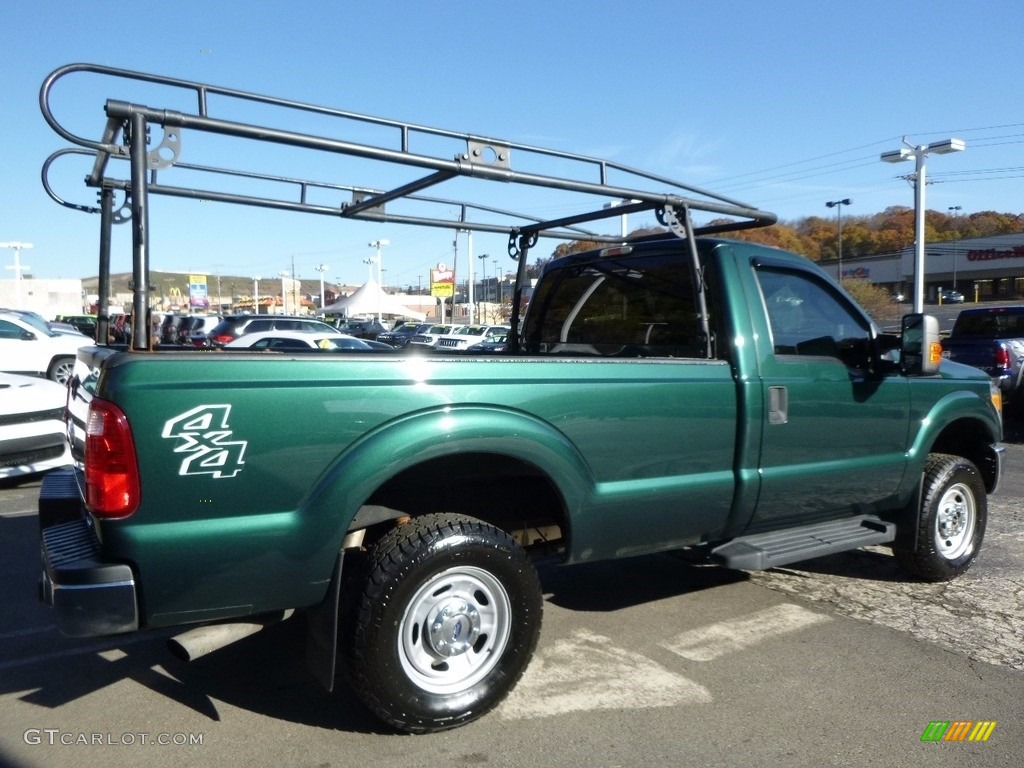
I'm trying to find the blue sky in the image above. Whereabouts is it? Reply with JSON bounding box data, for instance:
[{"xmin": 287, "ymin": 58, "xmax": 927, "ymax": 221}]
[{"xmin": 3, "ymin": 0, "xmax": 1022, "ymax": 289}]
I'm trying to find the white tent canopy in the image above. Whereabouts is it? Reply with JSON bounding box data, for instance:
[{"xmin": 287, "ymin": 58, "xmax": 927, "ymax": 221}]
[{"xmin": 321, "ymin": 279, "xmax": 426, "ymax": 321}]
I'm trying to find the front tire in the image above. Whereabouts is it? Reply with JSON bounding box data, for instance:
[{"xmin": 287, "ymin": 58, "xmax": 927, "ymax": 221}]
[
  {"xmin": 343, "ymin": 513, "xmax": 542, "ymax": 733},
  {"xmin": 894, "ymin": 453, "xmax": 987, "ymax": 582}
]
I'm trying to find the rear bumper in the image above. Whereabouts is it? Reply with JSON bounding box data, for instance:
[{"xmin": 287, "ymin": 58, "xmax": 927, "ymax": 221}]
[{"xmin": 38, "ymin": 471, "xmax": 138, "ymax": 637}]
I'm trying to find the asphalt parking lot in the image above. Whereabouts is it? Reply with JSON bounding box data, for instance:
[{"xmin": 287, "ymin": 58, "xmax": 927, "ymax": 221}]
[{"xmin": 1, "ymin": 414, "xmax": 1022, "ymax": 767}]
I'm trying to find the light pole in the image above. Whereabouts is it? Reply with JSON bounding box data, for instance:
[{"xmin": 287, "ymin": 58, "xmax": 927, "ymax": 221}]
[
  {"xmin": 368, "ymin": 240, "xmax": 389, "ymax": 322},
  {"xmin": 825, "ymin": 199, "xmax": 851, "ymax": 282},
  {"xmin": 253, "ymin": 275, "xmax": 261, "ymax": 314},
  {"xmin": 948, "ymin": 206, "xmax": 962, "ymax": 290},
  {"xmin": 315, "ymin": 263, "xmax": 329, "ymax": 310},
  {"xmin": 478, "ymin": 253, "xmax": 489, "ymax": 320},
  {"xmin": 603, "ymin": 198, "xmax": 639, "ymax": 238},
  {"xmin": 881, "ymin": 137, "xmax": 966, "ymax": 312},
  {"xmin": 279, "ymin": 270, "xmax": 289, "ymax": 315},
  {"xmin": 1, "ymin": 242, "xmax": 33, "ymax": 307}
]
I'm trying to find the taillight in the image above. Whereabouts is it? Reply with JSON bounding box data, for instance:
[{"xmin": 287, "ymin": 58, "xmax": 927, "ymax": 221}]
[
  {"xmin": 84, "ymin": 398, "xmax": 140, "ymax": 518},
  {"xmin": 209, "ymin": 333, "xmax": 234, "ymax": 346},
  {"xmin": 994, "ymin": 346, "xmax": 1011, "ymax": 373}
]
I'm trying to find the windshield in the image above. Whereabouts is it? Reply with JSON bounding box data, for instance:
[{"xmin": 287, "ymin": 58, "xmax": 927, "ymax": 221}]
[{"xmin": 14, "ymin": 311, "xmax": 58, "ymax": 337}]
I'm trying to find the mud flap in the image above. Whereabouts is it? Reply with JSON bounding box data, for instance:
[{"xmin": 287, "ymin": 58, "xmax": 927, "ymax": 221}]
[{"xmin": 305, "ymin": 551, "xmax": 343, "ymax": 692}]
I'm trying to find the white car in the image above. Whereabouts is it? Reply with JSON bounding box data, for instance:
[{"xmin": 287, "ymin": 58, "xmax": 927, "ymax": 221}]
[
  {"xmin": 0, "ymin": 311, "xmax": 94, "ymax": 385},
  {"xmin": 0, "ymin": 372, "xmax": 72, "ymax": 481},
  {"xmin": 435, "ymin": 325, "xmax": 510, "ymax": 351},
  {"xmin": 223, "ymin": 330, "xmax": 379, "ymax": 351},
  {"xmin": 407, "ymin": 324, "xmax": 461, "ymax": 348}
]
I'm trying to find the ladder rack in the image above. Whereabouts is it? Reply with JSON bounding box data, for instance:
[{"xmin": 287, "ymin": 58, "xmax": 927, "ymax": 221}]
[{"xmin": 40, "ymin": 62, "xmax": 777, "ymax": 349}]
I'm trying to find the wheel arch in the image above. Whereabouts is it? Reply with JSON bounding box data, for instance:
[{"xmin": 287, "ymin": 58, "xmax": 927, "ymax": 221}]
[
  {"xmin": 892, "ymin": 395, "xmax": 1002, "ymax": 554},
  {"xmin": 909, "ymin": 391, "xmax": 1002, "ymax": 493},
  {"xmin": 303, "ymin": 405, "xmax": 593, "ymax": 566}
]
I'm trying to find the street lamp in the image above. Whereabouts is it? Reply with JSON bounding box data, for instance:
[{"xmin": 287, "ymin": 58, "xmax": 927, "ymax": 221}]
[
  {"xmin": 478, "ymin": 253, "xmax": 489, "ymax": 318},
  {"xmin": 253, "ymin": 275, "xmax": 261, "ymax": 314},
  {"xmin": 881, "ymin": 137, "xmax": 966, "ymax": 312},
  {"xmin": 1, "ymin": 242, "xmax": 33, "ymax": 307},
  {"xmin": 315, "ymin": 264, "xmax": 329, "ymax": 310},
  {"xmin": 948, "ymin": 206, "xmax": 962, "ymax": 290},
  {"xmin": 368, "ymin": 240, "xmax": 389, "ymax": 322},
  {"xmin": 825, "ymin": 199, "xmax": 851, "ymax": 282}
]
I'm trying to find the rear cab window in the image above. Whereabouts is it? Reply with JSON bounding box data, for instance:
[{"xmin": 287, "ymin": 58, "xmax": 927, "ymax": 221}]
[{"xmin": 520, "ymin": 249, "xmax": 719, "ymax": 359}]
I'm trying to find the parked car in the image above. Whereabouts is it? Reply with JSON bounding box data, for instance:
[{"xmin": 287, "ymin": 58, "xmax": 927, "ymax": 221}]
[
  {"xmin": 205, "ymin": 315, "xmax": 341, "ymax": 347},
  {"xmin": 938, "ymin": 289, "xmax": 965, "ymax": 304},
  {"xmin": 0, "ymin": 372, "xmax": 73, "ymax": 481},
  {"xmin": 0, "ymin": 310, "xmax": 93, "ymax": 384},
  {"xmin": 1, "ymin": 308, "xmax": 85, "ymax": 337},
  {"xmin": 376, "ymin": 322, "xmax": 434, "ymax": 348},
  {"xmin": 464, "ymin": 332, "xmax": 509, "ymax": 353},
  {"xmin": 435, "ymin": 325, "xmax": 510, "ymax": 351},
  {"xmin": 330, "ymin": 318, "xmax": 389, "ymax": 339},
  {"xmin": 942, "ymin": 305, "xmax": 1024, "ymax": 404},
  {"xmin": 56, "ymin": 314, "xmax": 98, "ymax": 337},
  {"xmin": 224, "ymin": 330, "xmax": 382, "ymax": 352},
  {"xmin": 186, "ymin": 315, "xmax": 223, "ymax": 347},
  {"xmin": 159, "ymin": 314, "xmax": 185, "ymax": 344},
  {"xmin": 407, "ymin": 323, "xmax": 460, "ymax": 348}
]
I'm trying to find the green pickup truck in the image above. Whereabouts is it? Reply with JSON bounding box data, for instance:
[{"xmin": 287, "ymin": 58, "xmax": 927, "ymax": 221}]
[{"xmin": 37, "ymin": 64, "xmax": 1004, "ymax": 734}]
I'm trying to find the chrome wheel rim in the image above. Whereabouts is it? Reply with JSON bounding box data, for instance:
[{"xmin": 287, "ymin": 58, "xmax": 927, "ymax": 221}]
[
  {"xmin": 398, "ymin": 565, "xmax": 511, "ymax": 695},
  {"xmin": 934, "ymin": 482, "xmax": 976, "ymax": 560}
]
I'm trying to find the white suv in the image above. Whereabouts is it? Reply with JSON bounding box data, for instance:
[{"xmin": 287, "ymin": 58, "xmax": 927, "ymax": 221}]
[
  {"xmin": 0, "ymin": 311, "xmax": 94, "ymax": 385},
  {"xmin": 435, "ymin": 325, "xmax": 509, "ymax": 351},
  {"xmin": 408, "ymin": 324, "xmax": 461, "ymax": 348}
]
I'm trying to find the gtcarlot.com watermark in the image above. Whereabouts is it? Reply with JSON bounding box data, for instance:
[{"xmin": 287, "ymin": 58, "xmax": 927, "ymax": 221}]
[{"xmin": 24, "ymin": 729, "xmax": 204, "ymax": 747}]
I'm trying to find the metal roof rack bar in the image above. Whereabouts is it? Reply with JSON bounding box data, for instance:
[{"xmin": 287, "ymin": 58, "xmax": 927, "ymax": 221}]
[{"xmin": 39, "ymin": 62, "xmax": 777, "ymax": 348}]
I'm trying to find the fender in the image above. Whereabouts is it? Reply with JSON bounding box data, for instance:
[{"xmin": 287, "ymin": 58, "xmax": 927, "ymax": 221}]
[
  {"xmin": 891, "ymin": 386, "xmax": 1002, "ymax": 553},
  {"xmin": 302, "ymin": 404, "xmax": 596, "ymax": 549},
  {"xmin": 904, "ymin": 387, "xmax": 1001, "ymax": 476},
  {"xmin": 300, "ymin": 404, "xmax": 596, "ymax": 692}
]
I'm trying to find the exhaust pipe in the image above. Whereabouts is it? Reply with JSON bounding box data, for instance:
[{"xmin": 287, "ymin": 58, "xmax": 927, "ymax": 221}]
[{"xmin": 167, "ymin": 609, "xmax": 294, "ymax": 661}]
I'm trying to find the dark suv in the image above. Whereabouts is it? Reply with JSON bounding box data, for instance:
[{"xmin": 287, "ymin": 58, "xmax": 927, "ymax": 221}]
[
  {"xmin": 376, "ymin": 322, "xmax": 433, "ymax": 348},
  {"xmin": 206, "ymin": 315, "xmax": 340, "ymax": 347},
  {"xmin": 331, "ymin": 318, "xmax": 389, "ymax": 339}
]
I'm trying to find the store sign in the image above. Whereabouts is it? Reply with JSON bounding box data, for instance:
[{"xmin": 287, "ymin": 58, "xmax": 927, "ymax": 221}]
[
  {"xmin": 189, "ymin": 274, "xmax": 209, "ymax": 309},
  {"xmin": 967, "ymin": 246, "xmax": 1024, "ymax": 262},
  {"xmin": 430, "ymin": 263, "xmax": 455, "ymax": 298}
]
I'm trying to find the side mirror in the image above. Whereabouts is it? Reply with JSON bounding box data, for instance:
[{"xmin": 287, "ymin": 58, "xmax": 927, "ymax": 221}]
[
  {"xmin": 901, "ymin": 313, "xmax": 942, "ymax": 376},
  {"xmin": 20, "ymin": 330, "xmax": 37, "ymax": 341}
]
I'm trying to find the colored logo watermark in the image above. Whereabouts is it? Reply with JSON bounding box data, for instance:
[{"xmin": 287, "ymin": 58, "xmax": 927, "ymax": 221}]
[{"xmin": 921, "ymin": 721, "xmax": 996, "ymax": 742}]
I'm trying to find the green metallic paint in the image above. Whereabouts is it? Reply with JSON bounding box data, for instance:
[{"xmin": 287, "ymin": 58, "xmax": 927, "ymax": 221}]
[
  {"xmin": 96, "ymin": 352, "xmax": 740, "ymax": 625},
  {"xmin": 85, "ymin": 240, "xmax": 1003, "ymax": 629}
]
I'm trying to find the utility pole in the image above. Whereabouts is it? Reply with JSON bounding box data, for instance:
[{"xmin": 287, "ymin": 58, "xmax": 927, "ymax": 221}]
[
  {"xmin": 1, "ymin": 242, "xmax": 33, "ymax": 307},
  {"xmin": 881, "ymin": 137, "xmax": 966, "ymax": 313}
]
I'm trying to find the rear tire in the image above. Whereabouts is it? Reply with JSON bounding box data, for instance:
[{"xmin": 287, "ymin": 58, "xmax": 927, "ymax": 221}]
[
  {"xmin": 893, "ymin": 453, "xmax": 986, "ymax": 582},
  {"xmin": 343, "ymin": 513, "xmax": 542, "ymax": 733},
  {"xmin": 47, "ymin": 356, "xmax": 75, "ymax": 386}
]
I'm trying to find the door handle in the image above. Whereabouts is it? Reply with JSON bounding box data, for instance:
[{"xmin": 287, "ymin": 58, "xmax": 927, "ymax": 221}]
[{"xmin": 768, "ymin": 385, "xmax": 788, "ymax": 424}]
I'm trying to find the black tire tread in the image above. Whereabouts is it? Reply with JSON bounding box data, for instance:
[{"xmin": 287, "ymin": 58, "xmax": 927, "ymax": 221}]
[
  {"xmin": 893, "ymin": 453, "xmax": 986, "ymax": 582},
  {"xmin": 344, "ymin": 512, "xmax": 541, "ymax": 733}
]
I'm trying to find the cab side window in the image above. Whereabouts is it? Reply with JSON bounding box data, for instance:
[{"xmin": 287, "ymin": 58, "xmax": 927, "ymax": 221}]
[{"xmin": 756, "ymin": 266, "xmax": 871, "ymax": 367}]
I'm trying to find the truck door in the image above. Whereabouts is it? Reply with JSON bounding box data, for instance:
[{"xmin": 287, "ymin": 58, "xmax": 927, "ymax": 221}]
[{"xmin": 747, "ymin": 263, "xmax": 910, "ymax": 532}]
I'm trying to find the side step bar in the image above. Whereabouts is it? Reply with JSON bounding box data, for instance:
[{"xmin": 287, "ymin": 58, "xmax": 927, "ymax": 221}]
[{"xmin": 711, "ymin": 516, "xmax": 895, "ymax": 571}]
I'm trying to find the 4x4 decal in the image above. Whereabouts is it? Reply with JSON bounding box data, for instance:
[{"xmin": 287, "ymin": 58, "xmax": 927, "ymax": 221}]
[{"xmin": 162, "ymin": 405, "xmax": 247, "ymax": 478}]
